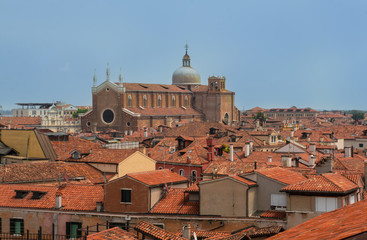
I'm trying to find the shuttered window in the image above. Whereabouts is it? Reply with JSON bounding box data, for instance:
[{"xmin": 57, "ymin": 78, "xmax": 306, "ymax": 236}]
[{"xmin": 315, "ymin": 197, "xmax": 337, "ymax": 212}]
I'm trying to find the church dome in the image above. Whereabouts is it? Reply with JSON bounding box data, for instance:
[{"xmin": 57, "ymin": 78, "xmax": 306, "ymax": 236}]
[{"xmin": 172, "ymin": 46, "xmax": 201, "ymax": 85}]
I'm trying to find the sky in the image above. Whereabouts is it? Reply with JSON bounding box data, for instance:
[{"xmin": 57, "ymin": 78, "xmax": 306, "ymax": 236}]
[{"xmin": 1, "ymin": 1, "xmax": 367, "ymax": 111}]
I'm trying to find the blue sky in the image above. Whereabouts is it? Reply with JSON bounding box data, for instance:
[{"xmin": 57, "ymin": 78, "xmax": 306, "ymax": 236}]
[{"xmin": 1, "ymin": 1, "xmax": 367, "ymax": 111}]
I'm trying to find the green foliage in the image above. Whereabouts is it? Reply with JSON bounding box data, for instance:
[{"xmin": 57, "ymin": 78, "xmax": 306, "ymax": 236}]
[
  {"xmin": 72, "ymin": 108, "xmax": 88, "ymax": 118},
  {"xmin": 351, "ymin": 111, "xmax": 365, "ymax": 122},
  {"xmin": 252, "ymin": 111, "xmax": 267, "ymax": 122},
  {"xmin": 222, "ymin": 144, "xmax": 230, "ymax": 153}
]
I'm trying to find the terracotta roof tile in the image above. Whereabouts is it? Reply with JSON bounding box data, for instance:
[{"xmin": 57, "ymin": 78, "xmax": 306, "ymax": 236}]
[
  {"xmin": 123, "ymin": 83, "xmax": 191, "ymax": 92},
  {"xmin": 150, "ymin": 188, "xmax": 199, "ymax": 215},
  {"xmin": 281, "ymin": 173, "xmax": 358, "ymax": 194},
  {"xmin": 256, "ymin": 167, "xmax": 307, "ymax": 185},
  {"xmin": 127, "ymin": 169, "xmax": 188, "ymax": 186},
  {"xmin": 0, "ymin": 162, "xmax": 105, "ymax": 184},
  {"xmin": 239, "ymin": 226, "xmax": 284, "ymax": 238},
  {"xmin": 0, "ymin": 183, "xmax": 103, "ymax": 211},
  {"xmin": 86, "ymin": 227, "xmax": 137, "ymax": 240},
  {"xmin": 134, "ymin": 221, "xmax": 186, "ymax": 240},
  {"xmin": 259, "ymin": 210, "xmax": 286, "ymax": 219},
  {"xmin": 0, "ymin": 117, "xmax": 41, "ymax": 129},
  {"xmin": 267, "ymin": 198, "xmax": 367, "ymax": 240}
]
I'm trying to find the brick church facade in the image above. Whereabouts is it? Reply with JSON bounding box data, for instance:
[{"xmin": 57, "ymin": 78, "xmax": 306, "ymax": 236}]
[{"xmin": 81, "ymin": 48, "xmax": 240, "ymax": 133}]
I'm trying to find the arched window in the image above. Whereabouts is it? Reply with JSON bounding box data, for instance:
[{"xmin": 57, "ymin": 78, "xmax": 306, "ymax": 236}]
[
  {"xmin": 158, "ymin": 95, "xmax": 161, "ymax": 107},
  {"xmin": 172, "ymin": 96, "xmax": 176, "ymax": 107},
  {"xmin": 128, "ymin": 95, "xmax": 132, "ymax": 107},
  {"xmin": 143, "ymin": 95, "xmax": 147, "ymax": 107},
  {"xmin": 179, "ymin": 169, "xmax": 185, "ymax": 176},
  {"xmin": 184, "ymin": 96, "xmax": 188, "ymax": 107},
  {"xmin": 223, "ymin": 113, "xmax": 229, "ymax": 125},
  {"xmin": 191, "ymin": 170, "xmax": 197, "ymax": 182}
]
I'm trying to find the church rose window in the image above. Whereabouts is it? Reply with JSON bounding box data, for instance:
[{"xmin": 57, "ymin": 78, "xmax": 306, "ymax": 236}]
[{"xmin": 102, "ymin": 109, "xmax": 114, "ymax": 123}]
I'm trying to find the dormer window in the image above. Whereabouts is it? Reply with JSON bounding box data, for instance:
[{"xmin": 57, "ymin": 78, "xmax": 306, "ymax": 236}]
[
  {"xmin": 31, "ymin": 191, "xmax": 47, "ymax": 200},
  {"xmin": 71, "ymin": 150, "xmax": 81, "ymax": 159},
  {"xmin": 15, "ymin": 190, "xmax": 30, "ymax": 199}
]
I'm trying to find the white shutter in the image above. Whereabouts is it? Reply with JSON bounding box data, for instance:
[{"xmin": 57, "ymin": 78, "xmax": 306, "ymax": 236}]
[
  {"xmin": 326, "ymin": 198, "xmax": 337, "ymax": 212},
  {"xmin": 316, "ymin": 197, "xmax": 337, "ymax": 212},
  {"xmin": 350, "ymin": 195, "xmax": 355, "ymax": 204},
  {"xmin": 271, "ymin": 193, "xmax": 286, "ymax": 207}
]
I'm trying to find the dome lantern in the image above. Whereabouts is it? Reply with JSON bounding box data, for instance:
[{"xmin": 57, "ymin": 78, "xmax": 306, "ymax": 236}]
[{"xmin": 172, "ymin": 44, "xmax": 201, "ymax": 85}]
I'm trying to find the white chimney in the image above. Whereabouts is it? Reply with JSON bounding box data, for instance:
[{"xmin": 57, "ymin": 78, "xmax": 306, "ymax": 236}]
[
  {"xmin": 129, "ymin": 130, "xmax": 133, "ymax": 135},
  {"xmin": 309, "ymin": 143, "xmax": 316, "ymax": 155},
  {"xmin": 124, "ymin": 130, "xmax": 128, "ymax": 135},
  {"xmin": 245, "ymin": 142, "xmax": 250, "ymax": 158},
  {"xmin": 309, "ymin": 154, "xmax": 316, "ymax": 165},
  {"xmin": 182, "ymin": 224, "xmax": 191, "ymax": 240},
  {"xmin": 96, "ymin": 201, "xmax": 103, "ymax": 212},
  {"xmin": 230, "ymin": 144, "xmax": 234, "ymax": 162},
  {"xmin": 55, "ymin": 192, "xmax": 62, "ymax": 209},
  {"xmin": 344, "ymin": 147, "xmax": 352, "ymax": 158},
  {"xmin": 281, "ymin": 154, "xmax": 292, "ymax": 167},
  {"xmin": 290, "ymin": 130, "xmax": 294, "ymax": 138},
  {"xmin": 268, "ymin": 156, "xmax": 272, "ymax": 163},
  {"xmin": 143, "ymin": 129, "xmax": 148, "ymax": 138},
  {"xmin": 249, "ymin": 141, "xmax": 254, "ymax": 153}
]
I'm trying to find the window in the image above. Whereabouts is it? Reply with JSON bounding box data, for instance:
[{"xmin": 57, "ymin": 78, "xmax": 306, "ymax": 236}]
[
  {"xmin": 359, "ymin": 143, "xmax": 364, "ymax": 148},
  {"xmin": 179, "ymin": 169, "xmax": 184, "ymax": 176},
  {"xmin": 66, "ymin": 222, "xmax": 82, "ymax": 239},
  {"xmin": 109, "ymin": 222, "xmax": 127, "ymax": 230},
  {"xmin": 102, "ymin": 109, "xmax": 114, "ymax": 124},
  {"xmin": 315, "ymin": 197, "xmax": 337, "ymax": 212},
  {"xmin": 350, "ymin": 194, "xmax": 355, "ymax": 204},
  {"xmin": 271, "ymin": 193, "xmax": 287, "ymax": 210},
  {"xmin": 158, "ymin": 95, "xmax": 161, "ymax": 107},
  {"xmin": 121, "ymin": 189, "xmax": 131, "ymax": 203},
  {"xmin": 143, "ymin": 95, "xmax": 147, "ymax": 107},
  {"xmin": 153, "ymin": 223, "xmax": 164, "ymax": 229},
  {"xmin": 184, "ymin": 96, "xmax": 188, "ymax": 107},
  {"xmin": 172, "ymin": 96, "xmax": 176, "ymax": 107},
  {"xmin": 128, "ymin": 95, "xmax": 132, "ymax": 107},
  {"xmin": 191, "ymin": 170, "xmax": 197, "ymax": 182},
  {"xmin": 10, "ymin": 219, "xmax": 24, "ymax": 236}
]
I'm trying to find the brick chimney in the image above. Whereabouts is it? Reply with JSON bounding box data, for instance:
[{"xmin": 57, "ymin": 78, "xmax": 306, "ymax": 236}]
[{"xmin": 206, "ymin": 137, "xmax": 215, "ymax": 161}]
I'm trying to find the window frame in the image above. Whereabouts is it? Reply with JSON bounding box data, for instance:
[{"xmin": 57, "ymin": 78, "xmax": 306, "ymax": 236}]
[
  {"xmin": 10, "ymin": 218, "xmax": 24, "ymax": 236},
  {"xmin": 120, "ymin": 188, "xmax": 132, "ymax": 204},
  {"xmin": 66, "ymin": 221, "xmax": 82, "ymax": 239}
]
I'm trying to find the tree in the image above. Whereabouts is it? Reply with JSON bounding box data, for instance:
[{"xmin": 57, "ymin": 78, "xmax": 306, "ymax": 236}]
[
  {"xmin": 351, "ymin": 111, "xmax": 365, "ymax": 124},
  {"xmin": 72, "ymin": 109, "xmax": 88, "ymax": 118},
  {"xmin": 252, "ymin": 111, "xmax": 267, "ymax": 125}
]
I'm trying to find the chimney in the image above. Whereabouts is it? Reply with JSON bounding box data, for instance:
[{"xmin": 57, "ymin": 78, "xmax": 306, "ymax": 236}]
[
  {"xmin": 245, "ymin": 142, "xmax": 250, "ymax": 158},
  {"xmin": 268, "ymin": 156, "xmax": 272, "ymax": 163},
  {"xmin": 281, "ymin": 154, "xmax": 292, "ymax": 167},
  {"xmin": 230, "ymin": 144, "xmax": 234, "ymax": 162},
  {"xmin": 307, "ymin": 137, "xmax": 311, "ymax": 142},
  {"xmin": 124, "ymin": 130, "xmax": 128, "ymax": 135},
  {"xmin": 290, "ymin": 130, "xmax": 294, "ymax": 138},
  {"xmin": 143, "ymin": 129, "xmax": 148, "ymax": 138},
  {"xmin": 344, "ymin": 147, "xmax": 352, "ymax": 158},
  {"xmin": 206, "ymin": 137, "xmax": 215, "ymax": 161},
  {"xmin": 96, "ymin": 201, "xmax": 103, "ymax": 212},
  {"xmin": 309, "ymin": 143, "xmax": 316, "ymax": 155},
  {"xmin": 249, "ymin": 141, "xmax": 254, "ymax": 153},
  {"xmin": 55, "ymin": 192, "xmax": 62, "ymax": 209},
  {"xmin": 309, "ymin": 154, "xmax": 316, "ymax": 165},
  {"xmin": 129, "ymin": 130, "xmax": 133, "ymax": 135},
  {"xmin": 159, "ymin": 126, "xmax": 163, "ymax": 132},
  {"xmin": 182, "ymin": 224, "xmax": 192, "ymax": 240}
]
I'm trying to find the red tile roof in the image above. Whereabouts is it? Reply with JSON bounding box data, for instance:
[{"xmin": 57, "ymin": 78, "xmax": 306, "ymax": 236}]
[
  {"xmin": 281, "ymin": 173, "xmax": 358, "ymax": 194},
  {"xmin": 256, "ymin": 167, "xmax": 307, "ymax": 185},
  {"xmin": 0, "ymin": 117, "xmax": 41, "ymax": 129},
  {"xmin": 0, "ymin": 183, "xmax": 103, "ymax": 211},
  {"xmin": 150, "ymin": 188, "xmax": 199, "ymax": 215},
  {"xmin": 86, "ymin": 227, "xmax": 137, "ymax": 240},
  {"xmin": 267, "ymin": 198, "xmax": 367, "ymax": 240},
  {"xmin": 239, "ymin": 226, "xmax": 284, "ymax": 238},
  {"xmin": 230, "ymin": 175, "xmax": 257, "ymax": 186},
  {"xmin": 127, "ymin": 169, "xmax": 188, "ymax": 186},
  {"xmin": 134, "ymin": 221, "xmax": 186, "ymax": 240},
  {"xmin": 0, "ymin": 162, "xmax": 105, "ymax": 185},
  {"xmin": 259, "ymin": 210, "xmax": 286, "ymax": 219}
]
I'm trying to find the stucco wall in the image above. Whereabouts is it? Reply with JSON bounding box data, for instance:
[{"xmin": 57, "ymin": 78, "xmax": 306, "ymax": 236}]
[
  {"xmin": 256, "ymin": 174, "xmax": 285, "ymax": 211},
  {"xmin": 117, "ymin": 152, "xmax": 156, "ymax": 178},
  {"xmin": 200, "ymin": 178, "xmax": 248, "ymax": 217}
]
